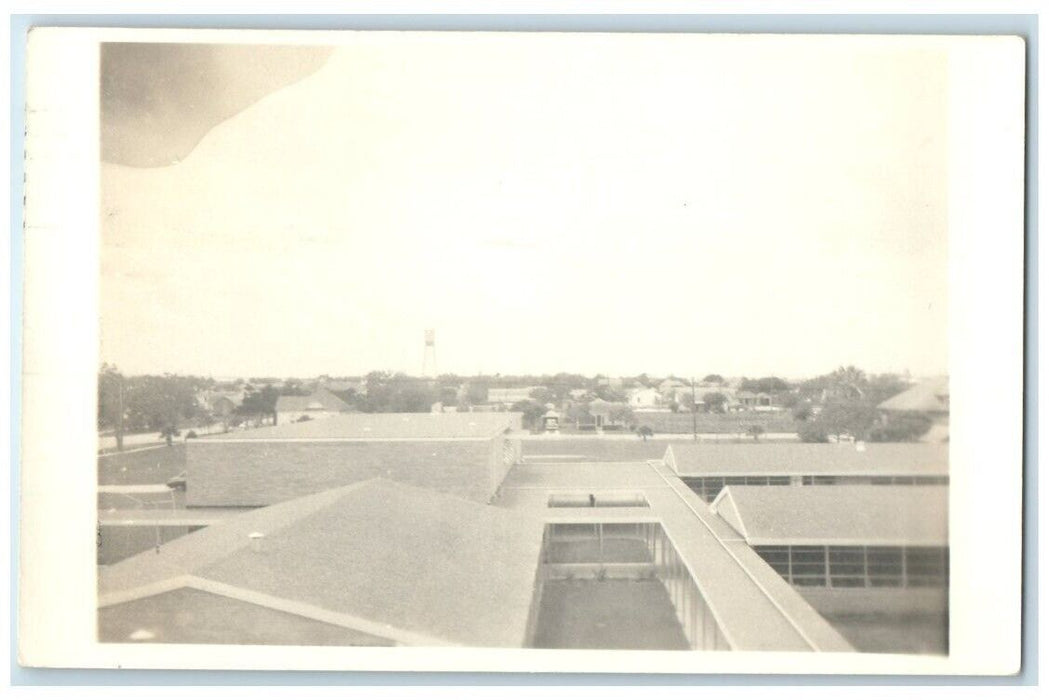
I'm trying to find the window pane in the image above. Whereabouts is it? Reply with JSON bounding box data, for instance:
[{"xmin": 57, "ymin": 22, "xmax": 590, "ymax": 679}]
[
  {"xmin": 829, "ymin": 547, "xmax": 865, "ymax": 577},
  {"xmin": 866, "ymin": 547, "xmax": 903, "ymax": 586},
  {"xmin": 790, "ymin": 547, "xmax": 826, "ymax": 582},
  {"xmin": 906, "ymin": 547, "xmax": 947, "ymax": 586},
  {"xmin": 754, "ymin": 546, "xmax": 790, "ymax": 577}
]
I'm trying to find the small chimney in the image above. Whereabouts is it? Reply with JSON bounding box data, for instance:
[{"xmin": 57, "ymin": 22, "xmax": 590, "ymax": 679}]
[{"xmin": 249, "ymin": 532, "xmax": 265, "ymax": 553}]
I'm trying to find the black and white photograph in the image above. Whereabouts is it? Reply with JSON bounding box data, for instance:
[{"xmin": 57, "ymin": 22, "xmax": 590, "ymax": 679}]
[{"xmin": 17, "ymin": 26, "xmax": 1025, "ymax": 675}]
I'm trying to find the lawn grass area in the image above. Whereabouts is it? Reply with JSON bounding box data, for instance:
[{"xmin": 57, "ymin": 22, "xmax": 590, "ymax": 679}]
[
  {"xmin": 533, "ymin": 579, "xmax": 689, "ymax": 650},
  {"xmin": 98, "ymin": 444, "xmax": 186, "ymax": 486},
  {"xmin": 522, "ymin": 438, "xmax": 677, "ymax": 462},
  {"xmin": 823, "ymin": 612, "xmax": 948, "ymax": 654}
]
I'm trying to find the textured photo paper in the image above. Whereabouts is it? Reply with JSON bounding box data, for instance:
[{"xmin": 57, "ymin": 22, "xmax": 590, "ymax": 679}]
[{"xmin": 18, "ymin": 28, "xmax": 1024, "ymax": 674}]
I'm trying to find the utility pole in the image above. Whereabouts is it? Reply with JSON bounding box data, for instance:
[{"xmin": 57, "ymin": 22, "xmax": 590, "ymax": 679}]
[{"xmin": 691, "ymin": 377, "xmax": 698, "ymax": 442}]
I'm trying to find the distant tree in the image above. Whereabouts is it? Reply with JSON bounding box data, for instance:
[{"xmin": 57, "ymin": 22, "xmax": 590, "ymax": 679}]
[
  {"xmin": 636, "ymin": 425, "xmax": 654, "ymax": 441},
  {"xmin": 793, "ymin": 404, "xmax": 815, "ymax": 422},
  {"xmin": 295, "ymin": 414, "xmax": 313, "ymax": 423},
  {"xmin": 564, "ymin": 402, "xmax": 592, "ymax": 428},
  {"xmin": 745, "ymin": 424, "xmax": 766, "ymax": 441},
  {"xmin": 828, "ymin": 366, "xmax": 869, "ymax": 399},
  {"xmin": 239, "ymin": 384, "xmax": 281, "ymax": 424},
  {"xmin": 702, "ymin": 374, "xmax": 725, "ymax": 385},
  {"xmin": 437, "ymin": 386, "xmax": 459, "ymax": 407},
  {"xmin": 195, "ymin": 407, "xmax": 215, "ymax": 432},
  {"xmin": 798, "ymin": 423, "xmax": 830, "ymax": 443},
  {"xmin": 159, "ymin": 425, "xmax": 180, "ymax": 447},
  {"xmin": 511, "ymin": 400, "xmax": 548, "ymax": 432},
  {"xmin": 331, "ymin": 387, "xmax": 358, "ymax": 407},
  {"xmin": 542, "ymin": 373, "xmax": 590, "ymax": 402},
  {"xmin": 595, "ymin": 387, "xmax": 628, "ymax": 403},
  {"xmin": 360, "ymin": 371, "xmax": 394, "ymax": 412},
  {"xmin": 702, "ymin": 392, "xmax": 729, "ymax": 414},
  {"xmin": 804, "ymin": 399, "xmax": 879, "ymax": 442},
  {"xmin": 866, "ymin": 374, "xmax": 911, "ymax": 406},
  {"xmin": 122, "ymin": 374, "xmax": 208, "ymax": 433},
  {"xmin": 800, "ymin": 366, "xmax": 868, "ymax": 402},
  {"xmin": 868, "ymin": 411, "xmax": 933, "ymax": 442},
  {"xmin": 464, "ymin": 380, "xmax": 489, "ymax": 406},
  {"xmin": 740, "ymin": 376, "xmax": 791, "ymax": 393},
  {"xmin": 280, "ymin": 378, "xmax": 310, "ymax": 396},
  {"xmin": 98, "ymin": 364, "xmax": 126, "ymax": 450},
  {"xmin": 387, "ymin": 376, "xmax": 438, "ymax": 413},
  {"xmin": 608, "ymin": 403, "xmax": 637, "ymax": 428},
  {"xmin": 529, "ymin": 387, "xmax": 555, "ymax": 405}
]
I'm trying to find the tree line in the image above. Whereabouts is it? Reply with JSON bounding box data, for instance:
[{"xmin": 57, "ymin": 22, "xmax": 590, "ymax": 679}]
[{"xmin": 98, "ymin": 364, "xmax": 934, "ymax": 446}]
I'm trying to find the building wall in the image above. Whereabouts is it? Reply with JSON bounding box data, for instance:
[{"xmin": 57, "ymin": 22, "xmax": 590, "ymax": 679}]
[
  {"xmin": 488, "ymin": 436, "xmax": 522, "ymax": 501},
  {"xmin": 186, "ymin": 438, "xmax": 507, "ymax": 507},
  {"xmin": 752, "ymin": 544, "xmax": 948, "ymax": 617}
]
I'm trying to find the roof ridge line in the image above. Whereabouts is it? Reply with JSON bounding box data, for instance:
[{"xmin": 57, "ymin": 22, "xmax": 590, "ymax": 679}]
[
  {"xmin": 181, "ymin": 576, "xmax": 457, "ymax": 648},
  {"xmin": 645, "ymin": 461, "xmax": 835, "ymax": 652}
]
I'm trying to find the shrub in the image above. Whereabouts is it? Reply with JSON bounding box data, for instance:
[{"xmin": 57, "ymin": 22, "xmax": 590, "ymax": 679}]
[
  {"xmin": 798, "ymin": 424, "xmax": 829, "ymax": 443},
  {"xmin": 186, "ymin": 430, "xmax": 198, "ymax": 439},
  {"xmin": 793, "ymin": 404, "xmax": 814, "ymax": 422},
  {"xmin": 868, "ymin": 412, "xmax": 934, "ymax": 442},
  {"xmin": 745, "ymin": 424, "xmax": 766, "ymax": 441}
]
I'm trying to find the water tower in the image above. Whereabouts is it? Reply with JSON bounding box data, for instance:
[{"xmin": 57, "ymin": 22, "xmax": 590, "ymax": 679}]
[{"xmin": 422, "ymin": 329, "xmax": 438, "ymax": 377}]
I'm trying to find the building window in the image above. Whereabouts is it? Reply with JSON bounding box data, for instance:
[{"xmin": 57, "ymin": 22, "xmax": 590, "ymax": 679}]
[
  {"xmin": 753, "ymin": 545, "xmax": 948, "ymax": 589},
  {"xmin": 914, "ymin": 476, "xmax": 949, "ymax": 485},
  {"xmin": 905, "ymin": 547, "xmax": 948, "ymax": 587},
  {"xmin": 547, "ymin": 492, "xmax": 649, "ymax": 508},
  {"xmin": 789, "ymin": 546, "xmax": 827, "ymax": 586},
  {"xmin": 753, "ymin": 546, "xmax": 790, "ymax": 578},
  {"xmin": 828, "ymin": 547, "xmax": 866, "ymax": 587},
  {"xmin": 866, "ymin": 547, "xmax": 904, "ymax": 587}
]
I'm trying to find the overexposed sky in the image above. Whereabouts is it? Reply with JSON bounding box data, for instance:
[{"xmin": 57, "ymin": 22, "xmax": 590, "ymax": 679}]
[{"xmin": 101, "ymin": 33, "xmax": 949, "ymax": 379}]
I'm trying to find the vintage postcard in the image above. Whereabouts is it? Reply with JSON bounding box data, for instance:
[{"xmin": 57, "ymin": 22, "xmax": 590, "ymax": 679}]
[{"xmin": 18, "ymin": 27, "xmax": 1024, "ymax": 674}]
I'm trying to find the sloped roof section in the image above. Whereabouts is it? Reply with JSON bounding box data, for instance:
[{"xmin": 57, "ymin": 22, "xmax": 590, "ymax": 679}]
[
  {"xmin": 667, "ymin": 442, "xmax": 948, "ymax": 477},
  {"xmin": 878, "ymin": 377, "xmax": 950, "ymax": 413},
  {"xmin": 208, "ymin": 411, "xmax": 519, "ymax": 440},
  {"xmin": 100, "ymin": 479, "xmax": 545, "ymax": 647},
  {"xmin": 274, "ymin": 388, "xmax": 351, "ymax": 414},
  {"xmin": 711, "ymin": 485, "xmax": 948, "ymax": 546}
]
